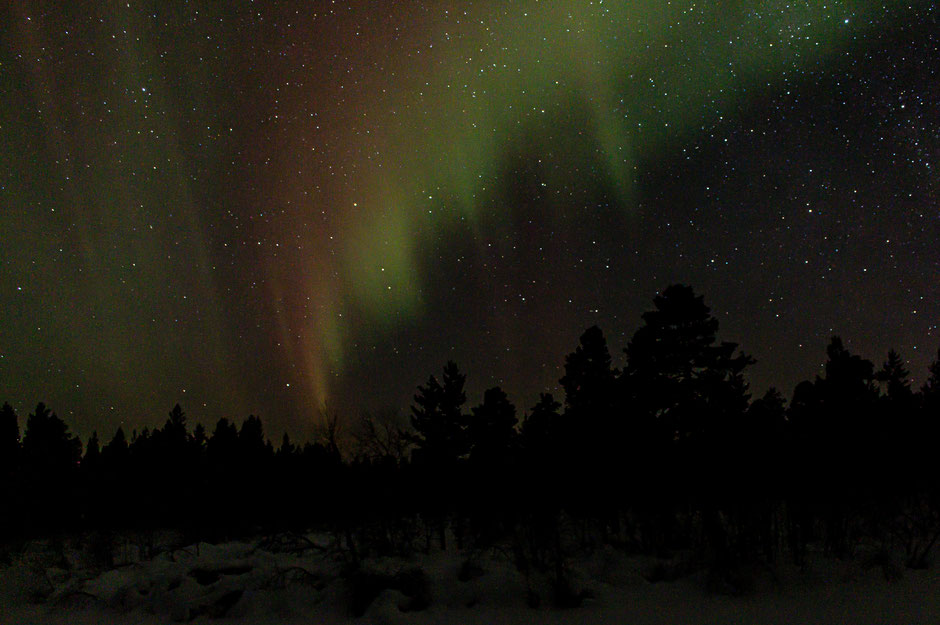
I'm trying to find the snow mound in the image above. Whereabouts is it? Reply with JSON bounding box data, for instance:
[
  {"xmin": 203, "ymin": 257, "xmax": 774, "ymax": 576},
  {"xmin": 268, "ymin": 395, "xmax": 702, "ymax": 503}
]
[{"xmin": 4, "ymin": 535, "xmax": 940, "ymax": 624}]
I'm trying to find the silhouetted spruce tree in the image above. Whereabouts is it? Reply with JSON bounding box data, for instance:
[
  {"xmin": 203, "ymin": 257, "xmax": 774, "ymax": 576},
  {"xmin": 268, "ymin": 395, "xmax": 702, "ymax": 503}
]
[
  {"xmin": 520, "ymin": 393, "xmax": 562, "ymax": 507},
  {"xmin": 820, "ymin": 337, "xmax": 877, "ymax": 401},
  {"xmin": 559, "ymin": 326, "xmax": 619, "ymax": 521},
  {"xmin": 130, "ymin": 426, "xmax": 149, "ymax": 448},
  {"xmin": 747, "ymin": 388, "xmax": 787, "ymax": 436},
  {"xmin": 821, "ymin": 337, "xmax": 878, "ymax": 468},
  {"xmin": 787, "ymin": 377, "xmax": 820, "ymax": 496},
  {"xmin": 21, "ymin": 402, "xmax": 82, "ymax": 531},
  {"xmin": 153, "ymin": 404, "xmax": 198, "ymax": 526},
  {"xmin": 923, "ymin": 347, "xmax": 940, "ymax": 409},
  {"xmin": 101, "ymin": 426, "xmax": 129, "ymax": 465},
  {"xmin": 98, "ymin": 426, "xmax": 131, "ymax": 528},
  {"xmin": 128, "ymin": 425, "xmax": 165, "ymax": 529},
  {"xmin": 409, "ymin": 361, "xmax": 468, "ymax": 550},
  {"xmin": 278, "ymin": 432, "xmax": 295, "ymax": 457},
  {"xmin": 784, "ymin": 378, "xmax": 821, "ymax": 565},
  {"xmin": 922, "ymin": 347, "xmax": 940, "ymax": 457},
  {"xmin": 158, "ymin": 404, "xmax": 193, "ymax": 473},
  {"xmin": 183, "ymin": 420, "xmax": 209, "ymax": 542},
  {"xmin": 162, "ymin": 403, "xmax": 189, "ymax": 451},
  {"xmin": 469, "ymin": 386, "xmax": 518, "ymax": 466},
  {"xmin": 740, "ymin": 387, "xmax": 788, "ymax": 562},
  {"xmin": 22, "ymin": 402, "xmax": 82, "ymax": 473},
  {"xmin": 518, "ymin": 393, "xmax": 565, "ymax": 559},
  {"xmin": 741, "ymin": 387, "xmax": 787, "ymax": 498},
  {"xmin": 789, "ymin": 337, "xmax": 878, "ymax": 559},
  {"xmin": 409, "ymin": 361, "xmax": 469, "ymax": 466},
  {"xmin": 192, "ymin": 422, "xmax": 208, "ymax": 451},
  {"xmin": 624, "ymin": 285, "xmax": 753, "ymax": 448},
  {"xmin": 560, "ymin": 325, "xmax": 617, "ymax": 418},
  {"xmin": 466, "ymin": 387, "xmax": 518, "ymax": 543},
  {"xmin": 623, "ymin": 285, "xmax": 753, "ymax": 557},
  {"xmin": 877, "ymin": 349, "xmax": 913, "ymax": 403},
  {"xmin": 296, "ymin": 438, "xmax": 347, "ymax": 534},
  {"xmin": 0, "ymin": 402, "xmax": 20, "ymax": 534},
  {"xmin": 521, "ymin": 391, "xmax": 563, "ymax": 476},
  {"xmin": 265, "ymin": 432, "xmax": 304, "ymax": 529},
  {"xmin": 208, "ymin": 418, "xmax": 239, "ymax": 464},
  {"xmin": 0, "ymin": 402, "xmax": 18, "ymax": 477},
  {"xmin": 914, "ymin": 347, "xmax": 940, "ymax": 553},
  {"xmin": 876, "ymin": 349, "xmax": 916, "ymax": 480},
  {"xmin": 521, "ymin": 393, "xmax": 562, "ymax": 454},
  {"xmin": 239, "ymin": 415, "xmax": 267, "ymax": 457},
  {"xmin": 83, "ymin": 430, "xmax": 101, "ymax": 468},
  {"xmin": 79, "ymin": 430, "xmax": 103, "ymax": 527},
  {"xmin": 206, "ymin": 417, "xmax": 240, "ymax": 532},
  {"xmin": 237, "ymin": 415, "xmax": 272, "ymax": 526}
]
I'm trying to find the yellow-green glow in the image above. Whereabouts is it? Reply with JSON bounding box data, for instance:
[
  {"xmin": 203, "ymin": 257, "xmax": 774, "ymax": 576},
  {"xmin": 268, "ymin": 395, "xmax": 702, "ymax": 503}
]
[
  {"xmin": 273, "ymin": 0, "xmax": 880, "ymax": 408},
  {"xmin": 3, "ymin": 0, "xmax": 913, "ymax": 434}
]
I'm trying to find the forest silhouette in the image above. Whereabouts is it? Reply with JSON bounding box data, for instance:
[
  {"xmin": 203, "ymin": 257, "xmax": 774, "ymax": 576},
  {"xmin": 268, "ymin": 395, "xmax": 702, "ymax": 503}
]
[{"xmin": 3, "ymin": 284, "xmax": 940, "ymax": 596}]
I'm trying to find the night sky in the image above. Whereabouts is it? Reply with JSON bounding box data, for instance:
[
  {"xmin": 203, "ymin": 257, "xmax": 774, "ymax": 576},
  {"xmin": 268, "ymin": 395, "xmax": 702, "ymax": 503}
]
[{"xmin": 1, "ymin": 1, "xmax": 937, "ymax": 441}]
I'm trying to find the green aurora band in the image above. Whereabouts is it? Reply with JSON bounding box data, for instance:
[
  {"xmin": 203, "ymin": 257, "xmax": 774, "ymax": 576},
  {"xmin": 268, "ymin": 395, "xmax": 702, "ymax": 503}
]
[
  {"xmin": 0, "ymin": 0, "xmax": 897, "ymax": 429},
  {"xmin": 280, "ymin": 1, "xmax": 879, "ymax": 408}
]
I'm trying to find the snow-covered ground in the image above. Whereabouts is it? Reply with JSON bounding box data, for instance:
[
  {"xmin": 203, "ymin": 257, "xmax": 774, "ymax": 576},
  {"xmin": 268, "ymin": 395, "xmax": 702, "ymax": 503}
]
[{"xmin": 3, "ymin": 533, "xmax": 939, "ymax": 624}]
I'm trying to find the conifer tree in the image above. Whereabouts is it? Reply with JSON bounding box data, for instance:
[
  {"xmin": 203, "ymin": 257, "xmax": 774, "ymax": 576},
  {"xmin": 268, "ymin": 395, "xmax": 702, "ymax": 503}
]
[
  {"xmin": 0, "ymin": 402, "xmax": 19, "ymax": 477},
  {"xmin": 469, "ymin": 386, "xmax": 518, "ymax": 466},
  {"xmin": 877, "ymin": 349, "xmax": 912, "ymax": 402},
  {"xmin": 560, "ymin": 325, "xmax": 617, "ymax": 419},
  {"xmin": 624, "ymin": 284, "xmax": 753, "ymax": 445},
  {"xmin": 409, "ymin": 361, "xmax": 469, "ymax": 466},
  {"xmin": 22, "ymin": 402, "xmax": 82, "ymax": 472},
  {"xmin": 521, "ymin": 393, "xmax": 561, "ymax": 451},
  {"xmin": 84, "ymin": 431, "xmax": 101, "ymax": 468}
]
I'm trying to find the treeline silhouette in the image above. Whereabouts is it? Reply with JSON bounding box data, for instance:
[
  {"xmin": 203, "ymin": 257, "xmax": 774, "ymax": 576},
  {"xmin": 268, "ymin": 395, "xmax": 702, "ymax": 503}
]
[{"xmin": 3, "ymin": 284, "xmax": 940, "ymax": 593}]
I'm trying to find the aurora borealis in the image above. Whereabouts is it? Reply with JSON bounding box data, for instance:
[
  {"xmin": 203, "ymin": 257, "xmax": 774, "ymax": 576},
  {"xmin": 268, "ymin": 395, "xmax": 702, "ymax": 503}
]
[{"xmin": 1, "ymin": 1, "xmax": 937, "ymax": 439}]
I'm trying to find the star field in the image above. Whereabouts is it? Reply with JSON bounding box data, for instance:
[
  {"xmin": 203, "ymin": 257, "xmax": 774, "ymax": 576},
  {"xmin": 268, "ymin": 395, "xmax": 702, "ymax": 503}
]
[{"xmin": 0, "ymin": 1, "xmax": 937, "ymax": 439}]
